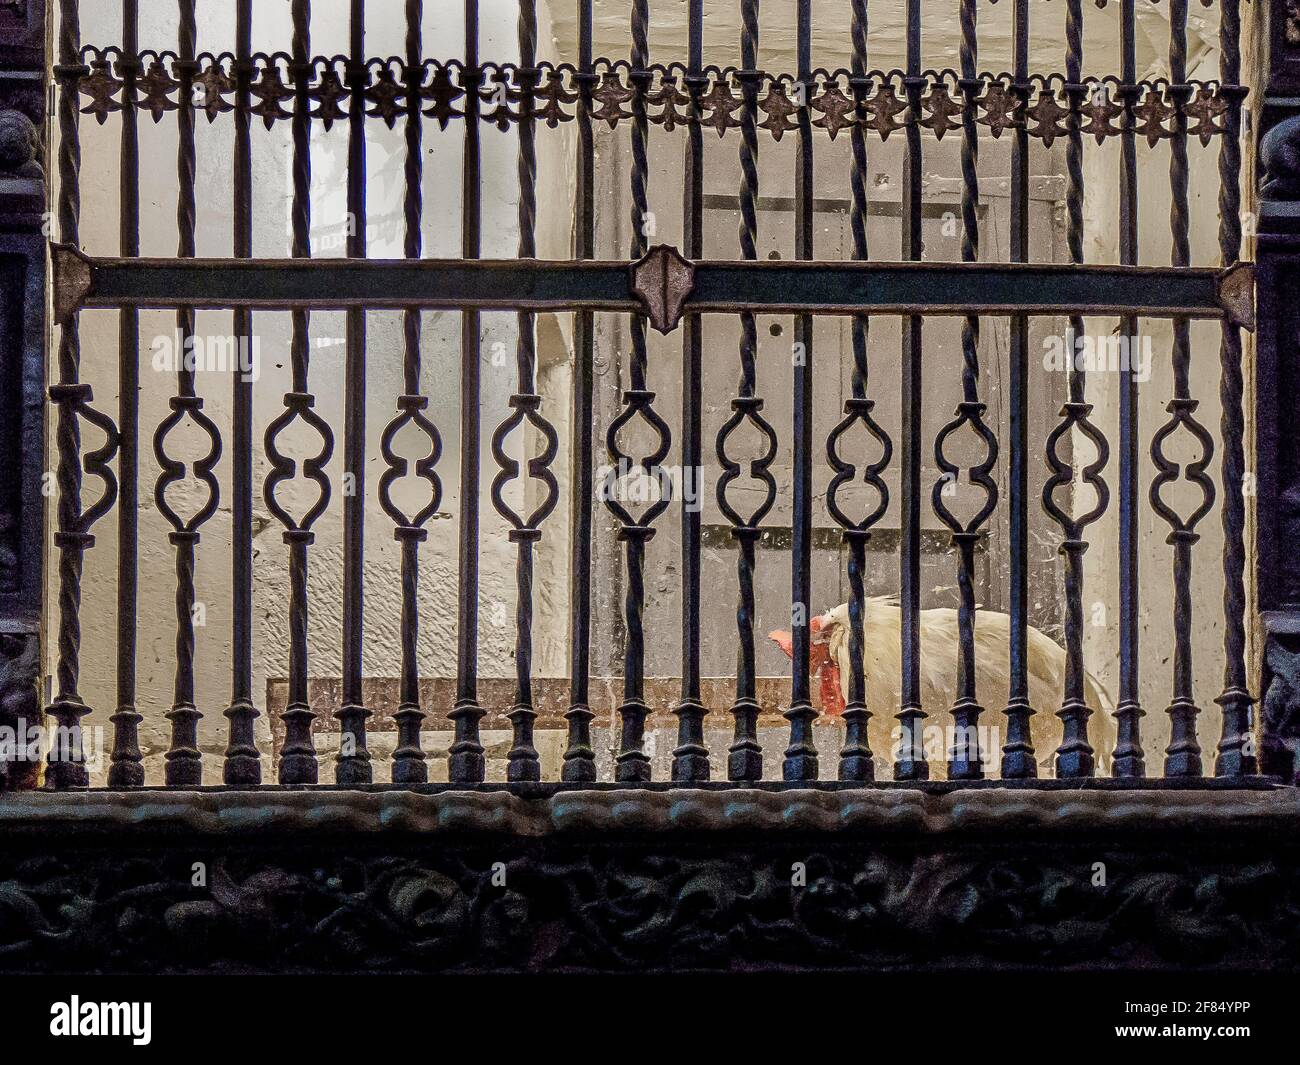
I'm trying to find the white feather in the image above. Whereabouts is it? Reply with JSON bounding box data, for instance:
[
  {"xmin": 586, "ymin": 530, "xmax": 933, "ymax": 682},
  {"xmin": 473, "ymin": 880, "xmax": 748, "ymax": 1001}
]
[{"xmin": 820, "ymin": 598, "xmax": 1116, "ymax": 774}]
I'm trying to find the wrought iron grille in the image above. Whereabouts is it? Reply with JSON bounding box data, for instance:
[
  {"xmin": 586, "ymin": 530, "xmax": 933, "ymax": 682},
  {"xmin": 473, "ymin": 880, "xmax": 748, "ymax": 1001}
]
[{"xmin": 43, "ymin": 0, "xmax": 1259, "ymax": 790}]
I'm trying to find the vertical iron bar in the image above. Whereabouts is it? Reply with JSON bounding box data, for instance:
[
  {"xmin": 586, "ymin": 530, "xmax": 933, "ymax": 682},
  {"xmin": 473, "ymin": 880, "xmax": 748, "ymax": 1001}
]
[
  {"xmin": 109, "ymin": 0, "xmax": 143, "ymax": 788},
  {"xmin": 894, "ymin": 0, "xmax": 928, "ymax": 781},
  {"xmin": 162, "ymin": 0, "xmax": 204, "ymax": 787},
  {"xmin": 338, "ymin": 0, "xmax": 372, "ymax": 783},
  {"xmin": 1111, "ymin": 0, "xmax": 1145, "ymax": 778},
  {"xmin": 283, "ymin": 529, "xmax": 313, "ymax": 779},
  {"xmin": 1158, "ymin": 0, "xmax": 1207, "ymax": 778},
  {"xmin": 840, "ymin": 525, "xmax": 872, "ymax": 778},
  {"xmin": 941, "ymin": 0, "xmax": 997, "ymax": 780},
  {"xmin": 224, "ymin": 0, "xmax": 261, "ymax": 786},
  {"xmin": 673, "ymin": 0, "xmax": 709, "ymax": 782},
  {"xmin": 273, "ymin": 0, "xmax": 323, "ymax": 786},
  {"xmin": 1214, "ymin": 0, "xmax": 1256, "ymax": 776},
  {"xmin": 612, "ymin": 0, "xmax": 657, "ymax": 784},
  {"xmin": 723, "ymin": 0, "xmax": 767, "ymax": 783},
  {"xmin": 783, "ymin": 0, "xmax": 818, "ymax": 781},
  {"xmin": 835, "ymin": 0, "xmax": 883, "ymax": 783},
  {"xmin": 1006, "ymin": 0, "xmax": 1044, "ymax": 778},
  {"xmin": 391, "ymin": 0, "xmax": 430, "ymax": 785},
  {"xmin": 563, "ymin": 0, "xmax": 597, "ymax": 782},
  {"xmin": 450, "ymin": 0, "xmax": 487, "ymax": 783},
  {"xmin": 505, "ymin": 0, "xmax": 544, "ymax": 783},
  {"xmin": 1049, "ymin": 0, "xmax": 1108, "ymax": 778},
  {"xmin": 46, "ymin": 0, "xmax": 92, "ymax": 790},
  {"xmin": 955, "ymin": 1, "xmax": 979, "ymax": 776}
]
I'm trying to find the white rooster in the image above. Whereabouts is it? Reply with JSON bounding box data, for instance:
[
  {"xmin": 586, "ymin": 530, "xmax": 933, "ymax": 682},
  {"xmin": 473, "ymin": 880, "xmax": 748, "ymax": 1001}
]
[{"xmin": 770, "ymin": 598, "xmax": 1115, "ymax": 776}]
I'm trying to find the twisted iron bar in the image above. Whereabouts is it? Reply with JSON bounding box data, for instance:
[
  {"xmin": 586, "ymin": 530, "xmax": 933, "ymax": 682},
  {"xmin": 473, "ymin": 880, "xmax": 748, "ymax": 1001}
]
[
  {"xmin": 931, "ymin": 0, "xmax": 1000, "ymax": 781},
  {"xmin": 603, "ymin": 0, "xmax": 672, "ymax": 783},
  {"xmin": 1044, "ymin": 0, "xmax": 1110, "ymax": 782},
  {"xmin": 48, "ymin": 0, "xmax": 122, "ymax": 790},
  {"xmin": 509, "ymin": 0, "xmax": 544, "ymax": 783},
  {"xmin": 263, "ymin": 0, "xmax": 332, "ymax": 786},
  {"xmin": 1150, "ymin": 0, "xmax": 1215, "ymax": 778},
  {"xmin": 222, "ymin": 0, "xmax": 262, "ymax": 788},
  {"xmin": 825, "ymin": 0, "xmax": 893, "ymax": 783},
  {"xmin": 375, "ymin": 0, "xmax": 442, "ymax": 785},
  {"xmin": 155, "ymin": 0, "xmax": 223, "ymax": 788},
  {"xmin": 1213, "ymin": 0, "xmax": 1255, "ymax": 777},
  {"xmin": 49, "ymin": 1, "xmax": 86, "ymax": 789},
  {"xmin": 489, "ymin": 0, "xmax": 561, "ymax": 782},
  {"xmin": 716, "ymin": 0, "xmax": 777, "ymax": 782}
]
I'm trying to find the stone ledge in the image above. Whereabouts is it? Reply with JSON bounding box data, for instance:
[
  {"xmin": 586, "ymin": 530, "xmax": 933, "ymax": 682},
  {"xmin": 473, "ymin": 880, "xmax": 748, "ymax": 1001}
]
[
  {"xmin": 2, "ymin": 786, "xmax": 1298, "ymax": 973},
  {"xmin": 1, "ymin": 785, "xmax": 1296, "ymax": 841}
]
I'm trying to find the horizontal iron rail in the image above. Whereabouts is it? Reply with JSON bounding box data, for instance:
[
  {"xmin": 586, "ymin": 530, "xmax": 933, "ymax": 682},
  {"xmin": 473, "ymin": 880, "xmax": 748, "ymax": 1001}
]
[{"xmin": 52, "ymin": 244, "xmax": 1255, "ymax": 331}]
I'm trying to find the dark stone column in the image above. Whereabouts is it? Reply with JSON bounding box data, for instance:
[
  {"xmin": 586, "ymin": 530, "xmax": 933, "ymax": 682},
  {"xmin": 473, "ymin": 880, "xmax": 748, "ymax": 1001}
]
[
  {"xmin": 1256, "ymin": 0, "xmax": 1300, "ymax": 783},
  {"xmin": 0, "ymin": 0, "xmax": 46, "ymax": 791}
]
